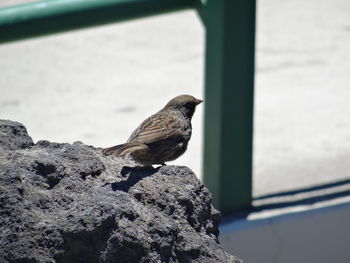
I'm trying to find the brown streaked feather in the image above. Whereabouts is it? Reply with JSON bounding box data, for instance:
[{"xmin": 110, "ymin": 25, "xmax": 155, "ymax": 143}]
[
  {"xmin": 102, "ymin": 142, "xmax": 147, "ymax": 156},
  {"xmin": 128, "ymin": 113, "xmax": 181, "ymax": 144}
]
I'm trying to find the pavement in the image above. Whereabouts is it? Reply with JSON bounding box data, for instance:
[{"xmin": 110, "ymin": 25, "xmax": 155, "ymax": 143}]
[{"xmin": 1, "ymin": 0, "xmax": 350, "ymax": 197}]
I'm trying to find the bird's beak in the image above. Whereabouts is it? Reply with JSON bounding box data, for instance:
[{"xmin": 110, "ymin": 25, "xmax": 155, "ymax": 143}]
[{"xmin": 195, "ymin": 99, "xmax": 203, "ymax": 105}]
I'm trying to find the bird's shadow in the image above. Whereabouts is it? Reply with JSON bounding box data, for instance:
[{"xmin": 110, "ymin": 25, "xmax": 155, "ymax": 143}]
[{"xmin": 104, "ymin": 166, "xmax": 159, "ymax": 193}]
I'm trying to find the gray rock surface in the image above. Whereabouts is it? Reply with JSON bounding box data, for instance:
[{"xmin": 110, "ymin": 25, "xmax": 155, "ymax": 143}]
[{"xmin": 0, "ymin": 119, "xmax": 240, "ymax": 263}]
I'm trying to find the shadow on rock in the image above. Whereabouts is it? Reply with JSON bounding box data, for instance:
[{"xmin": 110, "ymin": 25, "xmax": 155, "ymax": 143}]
[{"xmin": 106, "ymin": 166, "xmax": 158, "ymax": 193}]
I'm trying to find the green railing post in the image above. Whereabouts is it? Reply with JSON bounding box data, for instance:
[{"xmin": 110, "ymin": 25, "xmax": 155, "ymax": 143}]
[{"xmin": 202, "ymin": 0, "xmax": 256, "ymax": 214}]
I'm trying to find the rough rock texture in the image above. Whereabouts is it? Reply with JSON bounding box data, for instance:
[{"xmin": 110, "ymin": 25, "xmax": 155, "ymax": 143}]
[{"xmin": 0, "ymin": 119, "xmax": 241, "ymax": 263}]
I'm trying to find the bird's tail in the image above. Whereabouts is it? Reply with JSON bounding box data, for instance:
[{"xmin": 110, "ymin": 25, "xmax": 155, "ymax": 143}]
[{"xmin": 102, "ymin": 142, "xmax": 147, "ymax": 156}]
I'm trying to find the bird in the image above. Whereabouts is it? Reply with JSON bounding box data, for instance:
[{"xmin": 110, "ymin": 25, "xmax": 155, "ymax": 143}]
[{"xmin": 102, "ymin": 94, "xmax": 203, "ymax": 166}]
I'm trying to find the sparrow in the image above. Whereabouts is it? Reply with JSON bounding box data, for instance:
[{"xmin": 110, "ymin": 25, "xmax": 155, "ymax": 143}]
[{"xmin": 102, "ymin": 94, "xmax": 202, "ymax": 166}]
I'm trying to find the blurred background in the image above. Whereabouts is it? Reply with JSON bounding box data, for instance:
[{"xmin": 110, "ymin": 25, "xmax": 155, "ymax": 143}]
[
  {"xmin": 0, "ymin": 1, "xmax": 205, "ymax": 181},
  {"xmin": 1, "ymin": 0, "xmax": 349, "ymax": 197},
  {"xmin": 1, "ymin": 0, "xmax": 350, "ymax": 262}
]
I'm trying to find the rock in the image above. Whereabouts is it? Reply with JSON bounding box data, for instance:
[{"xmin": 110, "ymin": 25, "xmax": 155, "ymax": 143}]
[
  {"xmin": 0, "ymin": 119, "xmax": 241, "ymax": 263},
  {"xmin": 0, "ymin": 119, "xmax": 34, "ymax": 151}
]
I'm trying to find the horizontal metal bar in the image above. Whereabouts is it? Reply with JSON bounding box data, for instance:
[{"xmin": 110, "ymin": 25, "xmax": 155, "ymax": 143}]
[{"xmin": 0, "ymin": 0, "xmax": 195, "ymax": 43}]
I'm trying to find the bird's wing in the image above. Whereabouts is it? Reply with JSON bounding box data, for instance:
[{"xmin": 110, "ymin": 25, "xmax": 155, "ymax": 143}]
[{"xmin": 128, "ymin": 112, "xmax": 181, "ymax": 144}]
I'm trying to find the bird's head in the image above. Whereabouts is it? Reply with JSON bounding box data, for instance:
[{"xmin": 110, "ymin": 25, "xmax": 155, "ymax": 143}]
[{"xmin": 164, "ymin": 94, "xmax": 203, "ymax": 120}]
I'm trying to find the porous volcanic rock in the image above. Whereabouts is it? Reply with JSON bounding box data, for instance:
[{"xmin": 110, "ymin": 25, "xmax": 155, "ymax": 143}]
[{"xmin": 0, "ymin": 119, "xmax": 241, "ymax": 263}]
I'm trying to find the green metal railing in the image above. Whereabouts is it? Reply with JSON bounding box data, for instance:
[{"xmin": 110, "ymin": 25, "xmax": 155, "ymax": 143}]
[
  {"xmin": 204, "ymin": 0, "xmax": 255, "ymax": 213},
  {"xmin": 0, "ymin": 0, "xmax": 256, "ymax": 215}
]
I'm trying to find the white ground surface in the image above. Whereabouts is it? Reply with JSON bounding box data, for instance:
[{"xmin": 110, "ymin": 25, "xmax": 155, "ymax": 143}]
[{"xmin": 1, "ymin": 0, "xmax": 350, "ymax": 197}]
